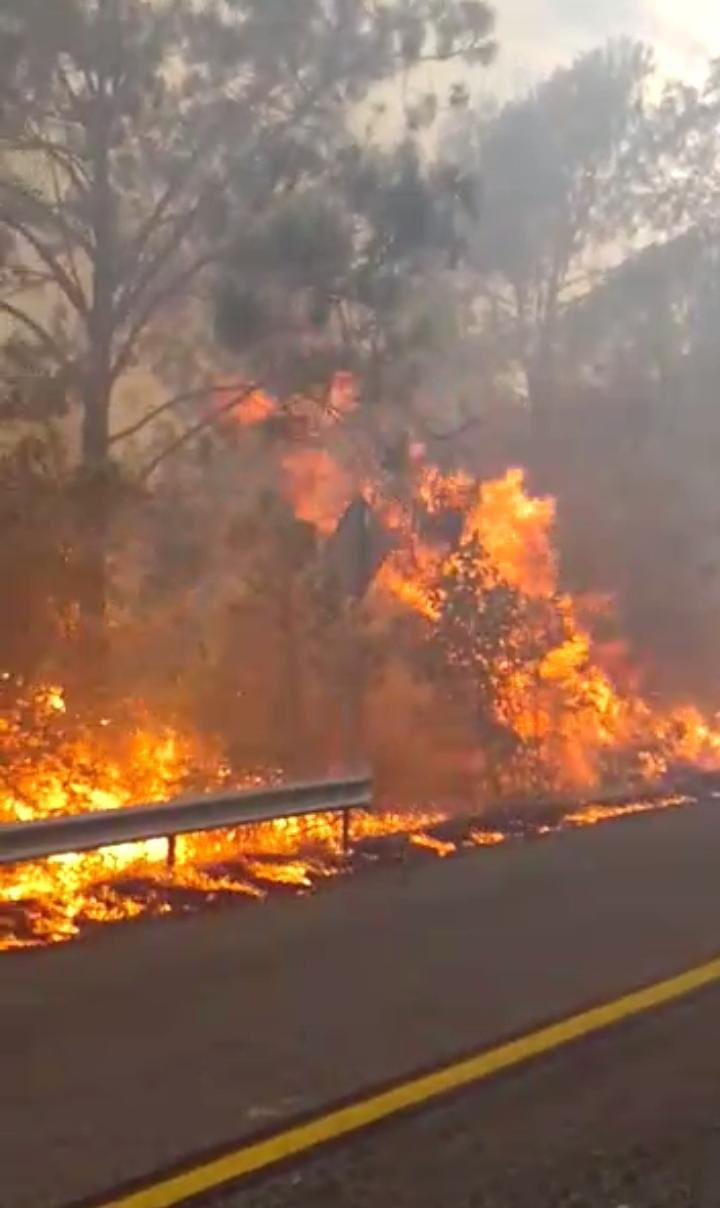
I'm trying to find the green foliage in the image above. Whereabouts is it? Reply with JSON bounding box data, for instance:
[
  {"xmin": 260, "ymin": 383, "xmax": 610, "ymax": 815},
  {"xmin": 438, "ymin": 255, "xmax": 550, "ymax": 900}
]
[
  {"xmin": 216, "ymin": 138, "xmax": 481, "ymax": 406},
  {"xmin": 0, "ymin": 0, "xmax": 496, "ymax": 676},
  {"xmin": 0, "ymin": 0, "xmax": 496, "ymax": 455},
  {"xmin": 424, "ymin": 540, "xmax": 537, "ymax": 753},
  {"xmin": 437, "ymin": 38, "xmax": 656, "ymax": 439},
  {"xmin": 438, "ymin": 41, "xmax": 720, "ymax": 706},
  {"xmin": 0, "ymin": 432, "xmax": 77, "ymax": 682},
  {"xmin": 473, "ymin": 40, "xmax": 652, "ymax": 277}
]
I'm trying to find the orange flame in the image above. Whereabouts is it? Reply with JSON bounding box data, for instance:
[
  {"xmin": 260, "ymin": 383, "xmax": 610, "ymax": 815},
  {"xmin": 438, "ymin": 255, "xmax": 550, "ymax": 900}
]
[
  {"xmin": 280, "ymin": 447, "xmax": 352, "ymax": 535},
  {"xmin": 374, "ymin": 466, "xmax": 720, "ymax": 790},
  {"xmin": 0, "ymin": 687, "xmax": 453, "ymax": 949},
  {"xmin": 3, "ymin": 455, "xmax": 720, "ymax": 951}
]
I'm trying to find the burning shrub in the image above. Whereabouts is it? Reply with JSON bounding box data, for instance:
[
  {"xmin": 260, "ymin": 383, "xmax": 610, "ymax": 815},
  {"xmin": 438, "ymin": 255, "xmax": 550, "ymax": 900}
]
[{"xmin": 369, "ymin": 467, "xmax": 720, "ymax": 799}]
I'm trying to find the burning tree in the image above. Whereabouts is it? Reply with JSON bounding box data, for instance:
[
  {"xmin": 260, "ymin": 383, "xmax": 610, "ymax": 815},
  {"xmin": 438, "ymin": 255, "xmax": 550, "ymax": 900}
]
[
  {"xmin": 0, "ymin": 0, "xmax": 495, "ymax": 674},
  {"xmin": 422, "ymin": 538, "xmax": 561, "ymax": 795},
  {"xmin": 7, "ymin": 8, "xmax": 720, "ymax": 954},
  {"xmin": 366, "ymin": 466, "xmax": 720, "ymax": 799}
]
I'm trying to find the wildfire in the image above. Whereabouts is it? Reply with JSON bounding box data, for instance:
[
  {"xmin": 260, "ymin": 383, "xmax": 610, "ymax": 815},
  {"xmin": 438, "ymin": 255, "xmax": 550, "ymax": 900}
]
[
  {"xmin": 375, "ymin": 466, "xmax": 720, "ymax": 791},
  {"xmin": 467, "ymin": 829, "xmax": 506, "ymax": 847},
  {"xmin": 280, "ymin": 447, "xmax": 352, "ymax": 535},
  {"xmin": 409, "ymin": 832, "xmax": 457, "ymax": 857},
  {"xmin": 3, "ymin": 457, "xmax": 720, "ymax": 951},
  {"xmin": 0, "ymin": 685, "xmax": 458, "ymax": 949}
]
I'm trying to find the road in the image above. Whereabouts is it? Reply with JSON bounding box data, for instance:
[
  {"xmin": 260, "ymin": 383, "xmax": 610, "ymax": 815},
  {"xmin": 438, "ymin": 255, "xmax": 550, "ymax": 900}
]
[
  {"xmin": 2, "ymin": 799, "xmax": 720, "ymax": 1207},
  {"xmin": 224, "ymin": 980, "xmax": 720, "ymax": 1208}
]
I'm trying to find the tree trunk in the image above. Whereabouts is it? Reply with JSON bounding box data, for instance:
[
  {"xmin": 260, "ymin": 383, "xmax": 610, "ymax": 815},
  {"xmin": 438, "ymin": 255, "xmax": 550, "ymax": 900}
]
[
  {"xmin": 526, "ymin": 349, "xmax": 562, "ymax": 487},
  {"xmin": 77, "ymin": 374, "xmax": 112, "ymax": 649},
  {"xmin": 72, "ymin": 372, "xmax": 113, "ymax": 701},
  {"xmin": 77, "ymin": 68, "xmax": 116, "ymax": 687},
  {"xmin": 278, "ymin": 576, "xmax": 305, "ymax": 775}
]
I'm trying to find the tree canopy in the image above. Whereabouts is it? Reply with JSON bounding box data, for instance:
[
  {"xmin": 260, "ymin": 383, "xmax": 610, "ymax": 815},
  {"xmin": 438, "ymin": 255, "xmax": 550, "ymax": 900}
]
[{"xmin": 6, "ymin": 8, "xmax": 720, "ymax": 799}]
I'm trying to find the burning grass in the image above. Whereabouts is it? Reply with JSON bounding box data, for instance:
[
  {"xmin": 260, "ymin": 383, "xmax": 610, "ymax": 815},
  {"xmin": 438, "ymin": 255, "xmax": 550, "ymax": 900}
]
[
  {"xmin": 3, "ymin": 465, "xmax": 720, "ymax": 951},
  {"xmin": 0, "ymin": 776, "xmax": 693, "ymax": 952},
  {"xmin": 0, "ymin": 689, "xmax": 461, "ymax": 949}
]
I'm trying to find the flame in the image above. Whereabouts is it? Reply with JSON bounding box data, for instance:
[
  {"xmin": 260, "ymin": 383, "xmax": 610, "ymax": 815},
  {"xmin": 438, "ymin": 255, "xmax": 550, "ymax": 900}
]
[
  {"xmin": 0, "ymin": 684, "xmax": 697, "ymax": 951},
  {"xmin": 0, "ymin": 685, "xmax": 265, "ymax": 947},
  {"xmin": 467, "ymin": 829, "xmax": 506, "ymax": 846},
  {"xmin": 409, "ymin": 832, "xmax": 456, "ymax": 857},
  {"xmin": 465, "ymin": 467, "xmax": 556, "ymax": 596},
  {"xmin": 214, "ymin": 385, "xmax": 276, "ymax": 427},
  {"xmin": 280, "ymin": 447, "xmax": 352, "ymax": 535},
  {"xmin": 3, "ymin": 457, "xmax": 720, "ymax": 951},
  {"xmin": 0, "ymin": 689, "xmax": 456, "ymax": 950},
  {"xmin": 563, "ymin": 795, "xmax": 689, "ymax": 828},
  {"xmin": 373, "ymin": 466, "xmax": 720, "ymax": 791}
]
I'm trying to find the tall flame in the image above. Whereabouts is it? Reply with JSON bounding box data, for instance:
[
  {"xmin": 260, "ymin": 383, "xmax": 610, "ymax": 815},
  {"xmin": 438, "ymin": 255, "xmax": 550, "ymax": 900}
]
[
  {"xmin": 376, "ymin": 466, "xmax": 720, "ymax": 789},
  {"xmin": 3, "ymin": 456, "xmax": 720, "ymax": 950}
]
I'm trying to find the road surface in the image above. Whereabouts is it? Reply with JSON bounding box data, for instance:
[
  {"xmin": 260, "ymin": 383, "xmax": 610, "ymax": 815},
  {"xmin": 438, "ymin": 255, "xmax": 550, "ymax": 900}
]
[
  {"xmin": 224, "ymin": 980, "xmax": 720, "ymax": 1208},
  {"xmin": 3, "ymin": 799, "xmax": 720, "ymax": 1206}
]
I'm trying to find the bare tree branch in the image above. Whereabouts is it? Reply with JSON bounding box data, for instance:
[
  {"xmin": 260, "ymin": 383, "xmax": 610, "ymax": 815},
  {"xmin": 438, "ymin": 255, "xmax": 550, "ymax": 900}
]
[
  {"xmin": 47, "ymin": 154, "xmax": 85, "ymax": 302},
  {"xmin": 0, "ymin": 208, "xmax": 89, "ymax": 316},
  {"xmin": 0, "ymin": 264, "xmax": 56, "ymax": 292},
  {"xmin": 0, "ymin": 300, "xmax": 67, "ymax": 363},
  {"xmin": 6, "ymin": 128, "xmax": 91, "ymax": 194},
  {"xmin": 114, "ymin": 194, "xmax": 211, "ymax": 329},
  {"xmin": 109, "ymin": 381, "xmax": 252, "ymax": 444},
  {"xmin": 138, "ymin": 384, "xmax": 258, "ymax": 483},
  {"xmin": 0, "ymin": 175, "xmax": 93, "ymax": 257},
  {"xmin": 126, "ymin": 143, "xmax": 213, "ymax": 272},
  {"xmin": 110, "ymin": 247, "xmax": 222, "ymax": 384}
]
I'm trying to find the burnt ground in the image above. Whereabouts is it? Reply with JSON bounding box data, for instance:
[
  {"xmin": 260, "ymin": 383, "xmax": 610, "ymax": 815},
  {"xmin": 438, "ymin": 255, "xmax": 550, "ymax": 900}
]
[
  {"xmin": 220, "ymin": 982, "xmax": 720, "ymax": 1208},
  {"xmin": 2, "ymin": 799, "xmax": 720, "ymax": 1207}
]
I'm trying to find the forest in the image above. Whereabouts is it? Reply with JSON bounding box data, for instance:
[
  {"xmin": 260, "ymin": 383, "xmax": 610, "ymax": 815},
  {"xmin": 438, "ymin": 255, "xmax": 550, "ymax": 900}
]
[{"xmin": 3, "ymin": 0, "xmax": 720, "ymax": 833}]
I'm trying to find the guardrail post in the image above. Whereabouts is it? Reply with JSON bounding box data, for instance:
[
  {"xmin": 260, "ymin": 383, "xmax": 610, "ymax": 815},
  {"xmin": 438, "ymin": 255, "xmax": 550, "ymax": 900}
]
[
  {"xmin": 341, "ymin": 807, "xmax": 351, "ymax": 857},
  {"xmin": 167, "ymin": 834, "xmax": 177, "ymax": 870}
]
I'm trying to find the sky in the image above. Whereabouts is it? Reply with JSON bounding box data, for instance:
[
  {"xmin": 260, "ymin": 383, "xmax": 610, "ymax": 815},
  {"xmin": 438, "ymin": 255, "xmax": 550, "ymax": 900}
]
[{"xmin": 482, "ymin": 0, "xmax": 720, "ymax": 93}]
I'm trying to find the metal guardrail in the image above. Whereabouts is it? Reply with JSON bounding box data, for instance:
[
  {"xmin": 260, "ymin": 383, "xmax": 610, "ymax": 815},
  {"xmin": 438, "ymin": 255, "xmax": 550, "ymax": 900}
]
[{"xmin": 0, "ymin": 774, "xmax": 372, "ymax": 867}]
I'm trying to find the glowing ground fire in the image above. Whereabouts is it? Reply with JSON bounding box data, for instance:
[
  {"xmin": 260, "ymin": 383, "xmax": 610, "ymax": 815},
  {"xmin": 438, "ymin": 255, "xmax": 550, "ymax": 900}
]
[{"xmin": 1, "ymin": 465, "xmax": 719, "ymax": 951}]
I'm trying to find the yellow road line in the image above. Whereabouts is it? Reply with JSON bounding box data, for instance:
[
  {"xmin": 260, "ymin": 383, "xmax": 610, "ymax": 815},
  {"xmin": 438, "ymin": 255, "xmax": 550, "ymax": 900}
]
[{"xmin": 100, "ymin": 956, "xmax": 720, "ymax": 1208}]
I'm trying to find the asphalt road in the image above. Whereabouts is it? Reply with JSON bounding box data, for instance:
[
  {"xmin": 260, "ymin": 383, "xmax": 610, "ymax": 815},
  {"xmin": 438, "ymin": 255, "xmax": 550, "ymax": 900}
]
[
  {"xmin": 223, "ymin": 981, "xmax": 720, "ymax": 1208},
  {"xmin": 3, "ymin": 799, "xmax": 720, "ymax": 1208}
]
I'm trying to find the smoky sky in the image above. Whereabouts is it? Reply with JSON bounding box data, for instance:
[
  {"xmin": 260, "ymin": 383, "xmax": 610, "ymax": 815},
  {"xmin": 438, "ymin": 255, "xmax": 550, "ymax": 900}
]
[{"xmin": 485, "ymin": 0, "xmax": 718, "ymax": 90}]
